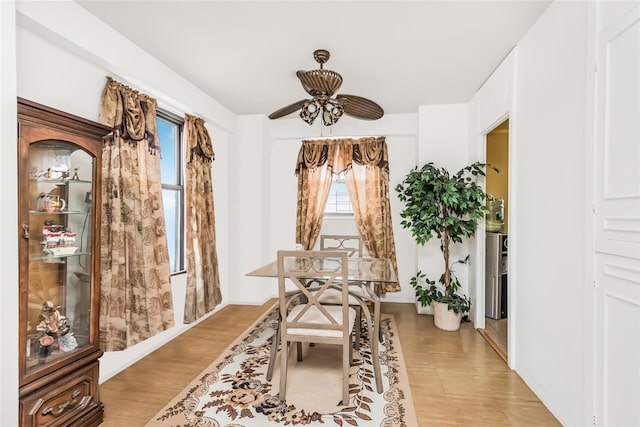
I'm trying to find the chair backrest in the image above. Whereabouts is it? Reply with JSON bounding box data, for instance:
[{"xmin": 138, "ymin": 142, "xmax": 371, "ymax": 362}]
[
  {"xmin": 277, "ymin": 250, "xmax": 351, "ymax": 340},
  {"xmin": 320, "ymin": 235, "xmax": 363, "ymax": 258}
]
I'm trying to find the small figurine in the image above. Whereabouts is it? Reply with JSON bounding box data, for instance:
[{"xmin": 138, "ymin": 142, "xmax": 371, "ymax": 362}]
[
  {"xmin": 35, "ymin": 300, "xmax": 77, "ymax": 357},
  {"xmin": 58, "ymin": 329, "xmax": 78, "ymax": 352},
  {"xmin": 37, "ymin": 300, "xmax": 62, "ymax": 335},
  {"xmin": 72, "ymin": 168, "xmax": 79, "ymax": 180}
]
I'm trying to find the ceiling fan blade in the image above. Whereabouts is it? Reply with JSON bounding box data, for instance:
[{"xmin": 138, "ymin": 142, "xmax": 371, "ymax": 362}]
[
  {"xmin": 268, "ymin": 99, "xmax": 308, "ymax": 119},
  {"xmin": 336, "ymin": 95, "xmax": 384, "ymax": 120}
]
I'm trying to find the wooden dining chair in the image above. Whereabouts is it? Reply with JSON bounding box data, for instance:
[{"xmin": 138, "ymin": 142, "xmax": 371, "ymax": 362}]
[
  {"xmin": 318, "ymin": 234, "xmax": 383, "ymax": 392},
  {"xmin": 277, "ymin": 250, "xmax": 373, "ymax": 405},
  {"xmin": 320, "ymin": 234, "xmax": 364, "ymax": 257}
]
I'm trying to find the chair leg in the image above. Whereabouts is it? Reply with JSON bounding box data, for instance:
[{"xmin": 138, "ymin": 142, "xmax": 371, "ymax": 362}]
[
  {"xmin": 354, "ymin": 307, "xmax": 362, "ymax": 350},
  {"xmin": 266, "ymin": 320, "xmax": 280, "ymax": 381},
  {"xmin": 362, "ymin": 304, "xmax": 383, "ymax": 393},
  {"xmin": 342, "ymin": 339, "xmax": 351, "ymax": 405},
  {"xmin": 279, "ymin": 337, "xmax": 289, "ymax": 401},
  {"xmin": 296, "ymin": 342, "xmax": 303, "ymax": 361},
  {"xmin": 370, "ymin": 328, "xmax": 383, "ymax": 393},
  {"xmin": 363, "ymin": 285, "xmax": 383, "ymax": 392},
  {"xmin": 374, "ymin": 299, "xmax": 382, "ymax": 345},
  {"xmin": 349, "ymin": 333, "xmax": 354, "ymax": 366}
]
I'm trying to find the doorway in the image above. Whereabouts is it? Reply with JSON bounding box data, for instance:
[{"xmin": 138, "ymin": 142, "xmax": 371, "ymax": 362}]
[{"xmin": 479, "ymin": 119, "xmax": 509, "ymax": 361}]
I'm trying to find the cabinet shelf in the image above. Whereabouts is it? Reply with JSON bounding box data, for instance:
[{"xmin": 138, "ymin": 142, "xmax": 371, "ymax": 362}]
[
  {"xmin": 29, "ymin": 178, "xmax": 92, "ymax": 185},
  {"xmin": 29, "ymin": 251, "xmax": 91, "ymax": 262},
  {"xmin": 25, "ymin": 339, "xmax": 85, "ymax": 371},
  {"xmin": 29, "ymin": 210, "xmax": 91, "ymax": 215}
]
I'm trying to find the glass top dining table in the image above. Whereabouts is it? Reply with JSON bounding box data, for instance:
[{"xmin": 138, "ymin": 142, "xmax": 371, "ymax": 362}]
[{"xmin": 246, "ymin": 256, "xmax": 397, "ymax": 284}]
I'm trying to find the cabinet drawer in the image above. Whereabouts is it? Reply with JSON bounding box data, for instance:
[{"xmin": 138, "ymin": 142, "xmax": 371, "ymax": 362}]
[{"xmin": 20, "ymin": 362, "xmax": 102, "ymax": 427}]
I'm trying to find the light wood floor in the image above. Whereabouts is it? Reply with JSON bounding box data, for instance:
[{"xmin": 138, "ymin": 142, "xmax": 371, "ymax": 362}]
[{"xmin": 99, "ymin": 300, "xmax": 560, "ymax": 426}]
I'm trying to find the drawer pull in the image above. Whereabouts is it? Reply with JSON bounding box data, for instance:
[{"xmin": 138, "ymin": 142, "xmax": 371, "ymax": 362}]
[{"xmin": 41, "ymin": 389, "xmax": 81, "ymax": 416}]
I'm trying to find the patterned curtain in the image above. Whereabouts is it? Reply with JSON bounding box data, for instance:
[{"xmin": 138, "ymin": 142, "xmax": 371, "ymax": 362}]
[
  {"xmin": 294, "ymin": 137, "xmax": 400, "ymax": 292},
  {"xmin": 98, "ymin": 77, "xmax": 174, "ymax": 351},
  {"xmin": 341, "ymin": 137, "xmax": 400, "ymax": 293},
  {"xmin": 183, "ymin": 114, "xmax": 221, "ymax": 323},
  {"xmin": 294, "ymin": 140, "xmax": 334, "ymax": 250}
]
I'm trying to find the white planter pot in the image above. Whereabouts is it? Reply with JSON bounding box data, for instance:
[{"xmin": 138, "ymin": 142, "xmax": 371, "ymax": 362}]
[
  {"xmin": 432, "ymin": 301, "xmax": 462, "ymax": 331},
  {"xmin": 415, "ymin": 300, "xmax": 434, "ymax": 315}
]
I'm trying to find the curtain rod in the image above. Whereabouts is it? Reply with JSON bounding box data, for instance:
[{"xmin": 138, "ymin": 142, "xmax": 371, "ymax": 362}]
[{"xmin": 301, "ymin": 135, "xmax": 385, "ymax": 142}]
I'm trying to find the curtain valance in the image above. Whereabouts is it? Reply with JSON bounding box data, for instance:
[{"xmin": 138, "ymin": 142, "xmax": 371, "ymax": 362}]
[
  {"xmin": 185, "ymin": 114, "xmax": 215, "ymax": 163},
  {"xmin": 295, "ymin": 140, "xmax": 330, "ymax": 173},
  {"xmin": 295, "ymin": 136, "xmax": 388, "ymax": 175},
  {"xmin": 350, "ymin": 137, "xmax": 388, "ymax": 170},
  {"xmin": 100, "ymin": 76, "xmax": 160, "ymax": 153}
]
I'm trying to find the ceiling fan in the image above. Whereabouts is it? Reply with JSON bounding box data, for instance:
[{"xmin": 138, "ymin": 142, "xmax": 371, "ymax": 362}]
[{"xmin": 268, "ymin": 49, "xmax": 384, "ymax": 126}]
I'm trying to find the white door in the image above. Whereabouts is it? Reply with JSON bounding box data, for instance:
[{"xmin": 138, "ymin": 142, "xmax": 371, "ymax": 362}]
[{"xmin": 593, "ymin": 5, "xmax": 640, "ymax": 426}]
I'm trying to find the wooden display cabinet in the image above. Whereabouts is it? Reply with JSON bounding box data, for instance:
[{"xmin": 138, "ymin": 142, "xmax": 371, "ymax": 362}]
[{"xmin": 17, "ymin": 98, "xmax": 110, "ymax": 427}]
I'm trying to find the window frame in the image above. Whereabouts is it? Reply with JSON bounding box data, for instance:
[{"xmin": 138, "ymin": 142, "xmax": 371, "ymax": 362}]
[{"xmin": 157, "ymin": 108, "xmax": 185, "ymax": 274}]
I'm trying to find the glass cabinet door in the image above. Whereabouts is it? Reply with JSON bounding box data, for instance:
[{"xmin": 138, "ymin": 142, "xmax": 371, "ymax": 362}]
[
  {"xmin": 18, "ymin": 98, "xmax": 107, "ymax": 427},
  {"xmin": 24, "ymin": 140, "xmax": 95, "ymax": 377}
]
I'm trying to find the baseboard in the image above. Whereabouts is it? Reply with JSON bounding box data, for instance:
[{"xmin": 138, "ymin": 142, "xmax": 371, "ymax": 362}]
[{"xmin": 477, "ymin": 328, "xmax": 507, "ymax": 363}]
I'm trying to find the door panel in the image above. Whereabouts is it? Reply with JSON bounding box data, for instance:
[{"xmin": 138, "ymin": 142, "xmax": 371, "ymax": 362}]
[{"xmin": 594, "ymin": 6, "xmax": 640, "ymax": 426}]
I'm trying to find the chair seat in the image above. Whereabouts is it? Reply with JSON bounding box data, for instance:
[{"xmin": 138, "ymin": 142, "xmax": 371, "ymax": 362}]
[
  {"xmin": 312, "ymin": 287, "xmax": 364, "ymax": 305},
  {"xmin": 287, "ymin": 304, "xmax": 356, "ymax": 338}
]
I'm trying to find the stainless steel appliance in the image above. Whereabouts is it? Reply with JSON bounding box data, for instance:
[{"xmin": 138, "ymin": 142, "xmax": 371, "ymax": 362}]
[{"xmin": 485, "ymin": 232, "xmax": 508, "ymax": 319}]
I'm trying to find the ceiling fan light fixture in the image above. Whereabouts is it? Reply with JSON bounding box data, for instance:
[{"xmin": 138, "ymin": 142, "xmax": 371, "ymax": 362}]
[
  {"xmin": 322, "ymin": 98, "xmax": 344, "ymax": 126},
  {"xmin": 300, "ymin": 99, "xmax": 320, "ymax": 125}
]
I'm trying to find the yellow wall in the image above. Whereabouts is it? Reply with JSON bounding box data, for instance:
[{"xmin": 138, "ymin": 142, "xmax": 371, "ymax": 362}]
[{"xmin": 486, "ymin": 120, "xmax": 509, "ymax": 232}]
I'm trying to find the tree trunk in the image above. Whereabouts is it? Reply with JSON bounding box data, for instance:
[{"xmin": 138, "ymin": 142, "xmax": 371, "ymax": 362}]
[{"xmin": 443, "ymin": 230, "xmax": 450, "ymax": 297}]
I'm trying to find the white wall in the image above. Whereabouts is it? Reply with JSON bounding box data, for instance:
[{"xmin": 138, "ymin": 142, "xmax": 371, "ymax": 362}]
[
  {"xmin": 415, "ymin": 104, "xmax": 475, "ymax": 313},
  {"xmin": 471, "ymin": 2, "xmax": 590, "ymax": 425},
  {"xmin": 514, "ymin": 3, "xmax": 588, "ymax": 425},
  {"xmin": 470, "ymin": 49, "xmax": 516, "ymax": 329},
  {"xmin": 229, "ymin": 115, "xmax": 278, "ymax": 304},
  {"xmin": 466, "ymin": 2, "xmax": 631, "ymax": 425},
  {"xmin": 0, "ymin": 1, "xmax": 19, "ymax": 425}
]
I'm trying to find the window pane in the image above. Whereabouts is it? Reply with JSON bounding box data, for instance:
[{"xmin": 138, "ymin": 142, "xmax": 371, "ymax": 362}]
[
  {"xmin": 158, "ymin": 117, "xmax": 177, "ymax": 185},
  {"xmin": 157, "ymin": 110, "xmax": 184, "ymax": 273},
  {"xmin": 325, "ymin": 172, "xmax": 353, "ymax": 214},
  {"xmin": 163, "ymin": 188, "xmax": 180, "ymax": 272}
]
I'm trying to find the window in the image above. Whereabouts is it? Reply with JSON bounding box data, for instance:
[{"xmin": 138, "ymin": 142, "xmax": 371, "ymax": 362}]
[
  {"xmin": 157, "ymin": 110, "xmax": 184, "ymax": 273},
  {"xmin": 325, "ymin": 171, "xmax": 353, "ymax": 214}
]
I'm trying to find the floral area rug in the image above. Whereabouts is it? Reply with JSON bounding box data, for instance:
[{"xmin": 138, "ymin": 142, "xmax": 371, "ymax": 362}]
[{"xmin": 146, "ymin": 304, "xmax": 418, "ymax": 426}]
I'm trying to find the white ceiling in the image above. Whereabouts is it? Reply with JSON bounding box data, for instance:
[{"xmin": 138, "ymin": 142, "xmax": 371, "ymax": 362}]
[{"xmin": 75, "ymin": 1, "xmax": 551, "ymax": 118}]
